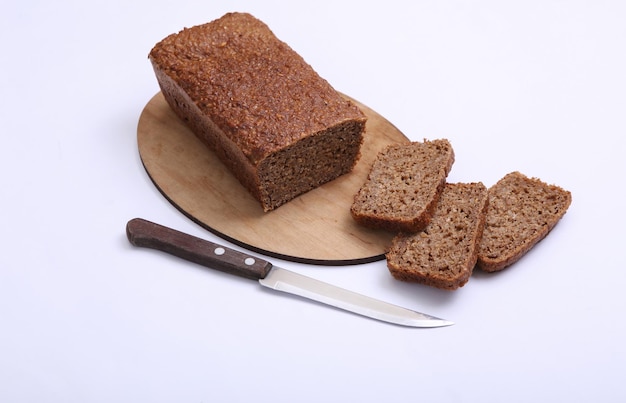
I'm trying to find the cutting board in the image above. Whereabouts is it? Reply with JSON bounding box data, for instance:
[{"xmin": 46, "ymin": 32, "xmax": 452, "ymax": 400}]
[{"xmin": 137, "ymin": 92, "xmax": 409, "ymax": 265}]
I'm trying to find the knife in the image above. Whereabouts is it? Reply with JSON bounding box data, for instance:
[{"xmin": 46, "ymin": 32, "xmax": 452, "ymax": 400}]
[{"xmin": 125, "ymin": 218, "xmax": 453, "ymax": 328}]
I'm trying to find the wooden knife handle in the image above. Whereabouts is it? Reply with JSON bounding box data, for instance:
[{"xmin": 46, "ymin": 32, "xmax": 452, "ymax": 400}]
[{"xmin": 126, "ymin": 218, "xmax": 273, "ymax": 280}]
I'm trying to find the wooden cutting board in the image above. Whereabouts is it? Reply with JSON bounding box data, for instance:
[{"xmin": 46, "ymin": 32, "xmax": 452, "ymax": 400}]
[{"xmin": 137, "ymin": 92, "xmax": 409, "ymax": 265}]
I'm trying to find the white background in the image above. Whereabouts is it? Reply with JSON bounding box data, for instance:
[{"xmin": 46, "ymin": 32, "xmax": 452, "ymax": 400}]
[{"xmin": 2, "ymin": 1, "xmax": 625, "ymax": 402}]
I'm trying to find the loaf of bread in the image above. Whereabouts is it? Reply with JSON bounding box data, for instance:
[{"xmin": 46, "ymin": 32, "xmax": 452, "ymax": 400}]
[
  {"xmin": 350, "ymin": 139, "xmax": 454, "ymax": 232},
  {"xmin": 386, "ymin": 182, "xmax": 489, "ymax": 290},
  {"xmin": 148, "ymin": 12, "xmax": 367, "ymax": 212},
  {"xmin": 476, "ymin": 171, "xmax": 572, "ymax": 272}
]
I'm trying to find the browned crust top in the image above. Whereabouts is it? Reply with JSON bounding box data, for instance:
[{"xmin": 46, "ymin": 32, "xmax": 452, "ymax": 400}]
[{"xmin": 149, "ymin": 12, "xmax": 366, "ymax": 165}]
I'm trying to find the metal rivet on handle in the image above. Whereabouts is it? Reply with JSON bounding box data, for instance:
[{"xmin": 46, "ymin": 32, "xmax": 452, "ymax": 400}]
[
  {"xmin": 244, "ymin": 257, "xmax": 255, "ymax": 266},
  {"xmin": 214, "ymin": 247, "xmax": 225, "ymax": 256}
]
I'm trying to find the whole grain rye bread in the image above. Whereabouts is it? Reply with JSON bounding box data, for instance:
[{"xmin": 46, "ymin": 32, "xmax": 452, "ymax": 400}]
[
  {"xmin": 149, "ymin": 12, "xmax": 367, "ymax": 212},
  {"xmin": 476, "ymin": 171, "xmax": 572, "ymax": 272},
  {"xmin": 350, "ymin": 139, "xmax": 455, "ymax": 232},
  {"xmin": 386, "ymin": 182, "xmax": 489, "ymax": 290}
]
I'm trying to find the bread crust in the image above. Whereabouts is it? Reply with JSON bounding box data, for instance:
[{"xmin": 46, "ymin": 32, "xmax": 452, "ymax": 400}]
[{"xmin": 149, "ymin": 12, "xmax": 366, "ymax": 211}]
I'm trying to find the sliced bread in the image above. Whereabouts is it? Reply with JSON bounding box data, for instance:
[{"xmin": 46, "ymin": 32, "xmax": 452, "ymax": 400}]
[
  {"xmin": 386, "ymin": 182, "xmax": 489, "ymax": 290},
  {"xmin": 350, "ymin": 139, "xmax": 455, "ymax": 232},
  {"xmin": 476, "ymin": 171, "xmax": 572, "ymax": 272}
]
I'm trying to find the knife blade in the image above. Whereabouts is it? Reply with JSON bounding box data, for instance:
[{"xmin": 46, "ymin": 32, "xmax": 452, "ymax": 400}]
[{"xmin": 125, "ymin": 218, "xmax": 453, "ymax": 328}]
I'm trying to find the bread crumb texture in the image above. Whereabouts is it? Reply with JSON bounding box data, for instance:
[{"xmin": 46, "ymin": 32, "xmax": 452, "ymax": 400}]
[
  {"xmin": 386, "ymin": 182, "xmax": 489, "ymax": 290},
  {"xmin": 350, "ymin": 139, "xmax": 454, "ymax": 232},
  {"xmin": 477, "ymin": 171, "xmax": 572, "ymax": 272}
]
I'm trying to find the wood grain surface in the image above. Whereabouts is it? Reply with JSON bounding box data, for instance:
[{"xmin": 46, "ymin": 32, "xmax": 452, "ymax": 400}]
[{"xmin": 137, "ymin": 92, "xmax": 409, "ymax": 265}]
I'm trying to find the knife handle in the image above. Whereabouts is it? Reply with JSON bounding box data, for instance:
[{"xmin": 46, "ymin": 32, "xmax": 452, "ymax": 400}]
[{"xmin": 126, "ymin": 218, "xmax": 273, "ymax": 280}]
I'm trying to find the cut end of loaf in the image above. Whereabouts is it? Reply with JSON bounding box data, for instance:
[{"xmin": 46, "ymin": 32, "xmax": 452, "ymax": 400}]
[{"xmin": 257, "ymin": 119, "xmax": 365, "ymax": 211}]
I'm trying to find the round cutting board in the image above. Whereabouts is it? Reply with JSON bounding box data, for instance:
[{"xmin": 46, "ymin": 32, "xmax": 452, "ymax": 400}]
[{"xmin": 137, "ymin": 92, "xmax": 409, "ymax": 265}]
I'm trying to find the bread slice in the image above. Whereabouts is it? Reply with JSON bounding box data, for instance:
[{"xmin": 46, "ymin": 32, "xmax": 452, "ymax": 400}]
[
  {"xmin": 149, "ymin": 12, "xmax": 366, "ymax": 212},
  {"xmin": 476, "ymin": 171, "xmax": 572, "ymax": 272},
  {"xmin": 350, "ymin": 139, "xmax": 454, "ymax": 232},
  {"xmin": 386, "ymin": 182, "xmax": 489, "ymax": 290}
]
